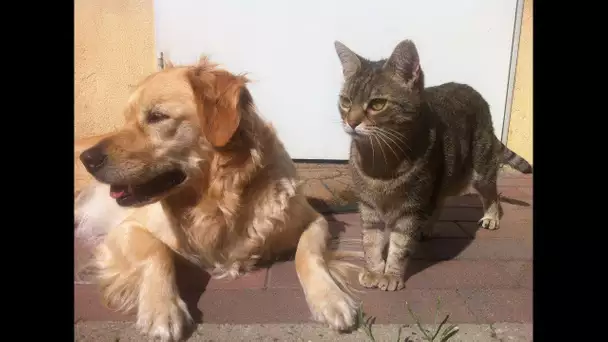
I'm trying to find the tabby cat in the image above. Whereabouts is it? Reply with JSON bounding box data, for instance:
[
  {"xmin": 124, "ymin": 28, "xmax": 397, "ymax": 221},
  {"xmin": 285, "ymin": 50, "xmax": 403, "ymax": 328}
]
[{"xmin": 333, "ymin": 40, "xmax": 532, "ymax": 291}]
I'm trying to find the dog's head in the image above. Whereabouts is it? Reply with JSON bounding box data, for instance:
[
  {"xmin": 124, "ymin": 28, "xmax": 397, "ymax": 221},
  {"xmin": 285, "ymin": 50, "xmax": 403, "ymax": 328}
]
[{"xmin": 79, "ymin": 58, "xmax": 250, "ymax": 207}]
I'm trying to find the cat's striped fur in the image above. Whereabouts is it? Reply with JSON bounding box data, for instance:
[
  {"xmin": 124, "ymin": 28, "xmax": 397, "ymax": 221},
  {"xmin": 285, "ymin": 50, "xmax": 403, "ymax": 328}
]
[{"xmin": 334, "ymin": 40, "xmax": 532, "ymax": 291}]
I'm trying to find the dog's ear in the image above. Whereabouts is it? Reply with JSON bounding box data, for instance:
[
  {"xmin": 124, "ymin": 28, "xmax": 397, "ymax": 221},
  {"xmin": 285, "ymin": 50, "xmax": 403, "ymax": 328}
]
[
  {"xmin": 205, "ymin": 71, "xmax": 246, "ymax": 147},
  {"xmin": 189, "ymin": 64, "xmax": 247, "ymax": 148}
]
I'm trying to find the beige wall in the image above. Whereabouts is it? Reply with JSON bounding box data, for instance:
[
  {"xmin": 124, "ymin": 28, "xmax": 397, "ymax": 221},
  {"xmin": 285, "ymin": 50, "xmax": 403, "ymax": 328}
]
[
  {"xmin": 74, "ymin": 0, "xmax": 156, "ymax": 139},
  {"xmin": 74, "ymin": 0, "xmax": 533, "ymax": 165},
  {"xmin": 506, "ymin": 0, "xmax": 533, "ymax": 164}
]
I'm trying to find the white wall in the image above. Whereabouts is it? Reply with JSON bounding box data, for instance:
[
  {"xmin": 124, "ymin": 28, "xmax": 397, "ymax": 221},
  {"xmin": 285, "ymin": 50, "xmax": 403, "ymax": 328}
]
[{"xmin": 155, "ymin": 0, "xmax": 519, "ymax": 160}]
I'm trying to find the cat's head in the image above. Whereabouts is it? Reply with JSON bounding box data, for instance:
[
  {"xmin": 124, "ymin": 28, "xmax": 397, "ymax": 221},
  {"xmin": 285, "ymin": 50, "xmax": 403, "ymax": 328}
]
[{"xmin": 334, "ymin": 40, "xmax": 424, "ymax": 140}]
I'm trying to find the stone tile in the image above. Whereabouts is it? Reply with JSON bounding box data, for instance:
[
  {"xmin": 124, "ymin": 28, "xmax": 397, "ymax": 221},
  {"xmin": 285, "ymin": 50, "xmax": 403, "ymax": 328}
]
[
  {"xmin": 498, "ymin": 177, "xmax": 532, "ymax": 188},
  {"xmin": 330, "ymin": 215, "xmax": 473, "ymax": 244},
  {"xmin": 329, "ymin": 212, "xmax": 360, "ymax": 223},
  {"xmin": 457, "ymin": 213, "xmax": 532, "ymax": 241},
  {"xmin": 174, "ymin": 258, "xmax": 212, "ymax": 302},
  {"xmin": 74, "ymin": 238, "xmax": 95, "ymax": 284},
  {"xmin": 302, "ymin": 178, "xmax": 334, "ymax": 202},
  {"xmin": 413, "ymin": 238, "xmax": 532, "ymax": 261},
  {"xmin": 431, "ymin": 221, "xmax": 471, "ymax": 238},
  {"xmin": 502, "ymin": 197, "xmax": 533, "ymax": 214},
  {"xmin": 459, "ymin": 239, "xmax": 531, "ymax": 260},
  {"xmin": 440, "ymin": 207, "xmax": 485, "ymax": 222},
  {"xmin": 266, "ymin": 261, "xmax": 300, "ymax": 288},
  {"xmin": 295, "ymin": 162, "xmax": 349, "ymax": 177},
  {"xmin": 498, "ymin": 168, "xmax": 531, "ymax": 177},
  {"xmin": 304, "ymin": 179, "xmax": 334, "ymax": 195},
  {"xmin": 444, "ymin": 324, "xmax": 500, "ymax": 342},
  {"xmin": 206, "ymin": 268, "xmax": 268, "ymax": 290},
  {"xmin": 321, "ymin": 178, "xmax": 356, "ymax": 205},
  {"xmin": 444, "ymin": 194, "xmax": 483, "ymax": 208},
  {"xmin": 328, "ymin": 213, "xmax": 361, "ymax": 229},
  {"xmin": 492, "ymin": 323, "xmax": 533, "ymax": 341},
  {"xmin": 359, "ymin": 289, "xmax": 476, "ymax": 324},
  {"xmin": 328, "ymin": 216, "xmax": 361, "ymax": 239},
  {"xmin": 459, "ymin": 289, "xmax": 533, "ymax": 323},
  {"xmin": 518, "ymin": 262, "xmax": 533, "ymax": 289},
  {"xmin": 74, "ymin": 268, "xmax": 530, "ymax": 325},
  {"xmin": 443, "ymin": 187, "xmax": 531, "ymax": 210},
  {"xmin": 198, "ymin": 289, "xmax": 312, "ymax": 324},
  {"xmin": 74, "ymin": 284, "xmax": 135, "ymax": 322},
  {"xmin": 517, "ymin": 186, "xmax": 533, "ymax": 197},
  {"xmin": 404, "ymin": 260, "xmax": 525, "ymax": 289},
  {"xmin": 499, "ymin": 186, "xmax": 533, "ymax": 202},
  {"xmin": 412, "ymin": 238, "xmax": 476, "ymax": 260}
]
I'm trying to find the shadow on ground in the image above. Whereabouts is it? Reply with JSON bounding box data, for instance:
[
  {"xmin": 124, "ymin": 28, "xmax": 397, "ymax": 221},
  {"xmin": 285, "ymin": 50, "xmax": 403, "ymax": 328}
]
[{"xmin": 323, "ymin": 192, "xmax": 530, "ymax": 290}]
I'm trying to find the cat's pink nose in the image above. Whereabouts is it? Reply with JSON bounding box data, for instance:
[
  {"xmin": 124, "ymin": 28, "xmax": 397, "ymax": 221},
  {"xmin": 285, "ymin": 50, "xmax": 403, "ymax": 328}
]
[{"xmin": 346, "ymin": 120, "xmax": 360, "ymax": 129}]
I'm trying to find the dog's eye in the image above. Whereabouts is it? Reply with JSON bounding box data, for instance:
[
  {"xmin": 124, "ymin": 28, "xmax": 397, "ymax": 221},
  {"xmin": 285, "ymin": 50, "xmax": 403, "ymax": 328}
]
[
  {"xmin": 368, "ymin": 99, "xmax": 387, "ymax": 112},
  {"xmin": 147, "ymin": 111, "xmax": 169, "ymax": 124}
]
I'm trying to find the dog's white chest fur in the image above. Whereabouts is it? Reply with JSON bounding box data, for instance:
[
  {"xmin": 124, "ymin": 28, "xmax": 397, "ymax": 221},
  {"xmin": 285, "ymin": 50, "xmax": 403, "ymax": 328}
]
[{"xmin": 75, "ymin": 183, "xmax": 132, "ymax": 244}]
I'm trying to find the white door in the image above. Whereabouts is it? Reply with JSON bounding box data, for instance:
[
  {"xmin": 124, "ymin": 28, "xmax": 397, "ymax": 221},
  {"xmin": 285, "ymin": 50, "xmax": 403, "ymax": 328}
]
[{"xmin": 154, "ymin": 0, "xmax": 521, "ymax": 160}]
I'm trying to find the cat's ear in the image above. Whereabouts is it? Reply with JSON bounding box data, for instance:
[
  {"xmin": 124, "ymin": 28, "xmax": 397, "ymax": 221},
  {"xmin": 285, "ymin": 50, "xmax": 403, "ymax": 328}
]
[
  {"xmin": 383, "ymin": 40, "xmax": 423, "ymax": 88},
  {"xmin": 334, "ymin": 41, "xmax": 362, "ymax": 78}
]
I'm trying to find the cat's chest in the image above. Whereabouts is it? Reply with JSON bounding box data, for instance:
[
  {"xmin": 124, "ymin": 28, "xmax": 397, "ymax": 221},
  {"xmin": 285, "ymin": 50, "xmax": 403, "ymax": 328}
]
[{"xmin": 351, "ymin": 163, "xmax": 401, "ymax": 203}]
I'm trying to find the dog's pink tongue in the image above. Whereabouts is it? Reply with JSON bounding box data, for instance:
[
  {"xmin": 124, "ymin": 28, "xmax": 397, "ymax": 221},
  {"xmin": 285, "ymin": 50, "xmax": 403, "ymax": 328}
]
[{"xmin": 110, "ymin": 190, "xmax": 125, "ymax": 199}]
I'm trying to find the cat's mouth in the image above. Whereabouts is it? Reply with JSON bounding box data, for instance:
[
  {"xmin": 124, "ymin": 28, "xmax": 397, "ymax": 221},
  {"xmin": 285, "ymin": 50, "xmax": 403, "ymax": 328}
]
[{"xmin": 342, "ymin": 124, "xmax": 366, "ymax": 138}]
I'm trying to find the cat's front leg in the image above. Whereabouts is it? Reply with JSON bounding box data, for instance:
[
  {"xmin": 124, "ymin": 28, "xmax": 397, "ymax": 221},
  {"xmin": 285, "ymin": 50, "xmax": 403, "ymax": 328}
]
[
  {"xmin": 379, "ymin": 215, "xmax": 427, "ymax": 291},
  {"xmin": 358, "ymin": 203, "xmax": 386, "ymax": 289}
]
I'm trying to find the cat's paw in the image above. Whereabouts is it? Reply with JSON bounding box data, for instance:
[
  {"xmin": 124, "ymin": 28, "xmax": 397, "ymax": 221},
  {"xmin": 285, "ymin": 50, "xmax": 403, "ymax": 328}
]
[
  {"xmin": 479, "ymin": 216, "xmax": 500, "ymax": 230},
  {"xmin": 358, "ymin": 268, "xmax": 383, "ymax": 288},
  {"xmin": 377, "ymin": 273, "xmax": 405, "ymax": 291}
]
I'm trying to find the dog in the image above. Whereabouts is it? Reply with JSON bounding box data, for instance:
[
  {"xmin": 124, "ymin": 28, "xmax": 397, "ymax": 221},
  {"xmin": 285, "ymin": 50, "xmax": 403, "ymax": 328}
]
[{"xmin": 74, "ymin": 58, "xmax": 361, "ymax": 341}]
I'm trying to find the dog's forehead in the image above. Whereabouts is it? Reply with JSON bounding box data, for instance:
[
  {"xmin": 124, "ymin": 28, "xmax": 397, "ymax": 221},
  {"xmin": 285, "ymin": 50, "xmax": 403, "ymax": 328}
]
[{"xmin": 129, "ymin": 68, "xmax": 195, "ymax": 107}]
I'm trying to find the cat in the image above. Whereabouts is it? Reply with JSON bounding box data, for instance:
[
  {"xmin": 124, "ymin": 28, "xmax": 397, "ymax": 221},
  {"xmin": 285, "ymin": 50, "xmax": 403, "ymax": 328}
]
[{"xmin": 333, "ymin": 39, "xmax": 532, "ymax": 291}]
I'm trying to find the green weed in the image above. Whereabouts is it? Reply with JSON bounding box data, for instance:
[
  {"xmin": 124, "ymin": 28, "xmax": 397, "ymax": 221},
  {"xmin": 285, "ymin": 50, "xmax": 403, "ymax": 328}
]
[{"xmin": 357, "ymin": 297, "xmax": 459, "ymax": 341}]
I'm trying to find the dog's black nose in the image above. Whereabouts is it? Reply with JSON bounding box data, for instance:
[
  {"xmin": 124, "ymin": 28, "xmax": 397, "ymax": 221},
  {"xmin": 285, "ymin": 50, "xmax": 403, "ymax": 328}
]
[{"xmin": 80, "ymin": 144, "xmax": 107, "ymax": 173}]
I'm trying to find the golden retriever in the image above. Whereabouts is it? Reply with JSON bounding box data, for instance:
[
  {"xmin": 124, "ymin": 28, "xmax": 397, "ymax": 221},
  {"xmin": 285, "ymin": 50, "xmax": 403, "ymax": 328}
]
[{"xmin": 74, "ymin": 58, "xmax": 360, "ymax": 341}]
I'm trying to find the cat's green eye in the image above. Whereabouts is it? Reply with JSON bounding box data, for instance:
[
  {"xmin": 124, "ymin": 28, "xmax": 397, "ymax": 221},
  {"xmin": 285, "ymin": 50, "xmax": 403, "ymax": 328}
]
[
  {"xmin": 368, "ymin": 99, "xmax": 387, "ymax": 112},
  {"xmin": 339, "ymin": 96, "xmax": 352, "ymax": 109}
]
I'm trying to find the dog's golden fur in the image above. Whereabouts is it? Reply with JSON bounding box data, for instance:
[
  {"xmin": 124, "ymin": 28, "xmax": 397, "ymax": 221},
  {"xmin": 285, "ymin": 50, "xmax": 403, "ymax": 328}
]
[{"xmin": 74, "ymin": 58, "xmax": 361, "ymax": 341}]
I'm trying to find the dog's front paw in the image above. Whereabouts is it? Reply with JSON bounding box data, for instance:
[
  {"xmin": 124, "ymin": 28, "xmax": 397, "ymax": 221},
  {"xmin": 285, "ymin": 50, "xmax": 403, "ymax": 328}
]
[
  {"xmin": 136, "ymin": 296, "xmax": 193, "ymax": 342},
  {"xmin": 308, "ymin": 283, "xmax": 358, "ymax": 331}
]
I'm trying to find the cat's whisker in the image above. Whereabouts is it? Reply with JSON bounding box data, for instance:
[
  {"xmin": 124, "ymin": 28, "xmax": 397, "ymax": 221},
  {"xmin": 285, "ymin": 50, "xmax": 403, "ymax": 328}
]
[
  {"xmin": 372, "ymin": 134, "xmax": 388, "ymax": 164},
  {"xmin": 372, "ymin": 132, "xmax": 399, "ymax": 160},
  {"xmin": 373, "ymin": 127, "xmax": 406, "ymax": 146},
  {"xmin": 383, "ymin": 127, "xmax": 408, "ymax": 140},
  {"xmin": 367, "ymin": 127, "xmax": 403, "ymax": 152},
  {"xmin": 375, "ymin": 127, "xmax": 412, "ymax": 154},
  {"xmin": 377, "ymin": 129, "xmax": 405, "ymax": 143},
  {"xmin": 375, "ymin": 129, "xmax": 407, "ymax": 156},
  {"xmin": 367, "ymin": 134, "xmax": 376, "ymax": 169}
]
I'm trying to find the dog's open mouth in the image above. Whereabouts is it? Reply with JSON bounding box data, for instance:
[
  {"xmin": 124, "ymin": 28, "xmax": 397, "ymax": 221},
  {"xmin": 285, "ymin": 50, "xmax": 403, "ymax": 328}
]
[{"xmin": 109, "ymin": 169, "xmax": 187, "ymax": 207}]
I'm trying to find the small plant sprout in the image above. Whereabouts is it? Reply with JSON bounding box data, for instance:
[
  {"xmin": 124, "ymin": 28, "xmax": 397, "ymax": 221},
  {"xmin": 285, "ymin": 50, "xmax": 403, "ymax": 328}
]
[
  {"xmin": 357, "ymin": 298, "xmax": 460, "ymax": 342},
  {"xmin": 405, "ymin": 298, "xmax": 460, "ymax": 342}
]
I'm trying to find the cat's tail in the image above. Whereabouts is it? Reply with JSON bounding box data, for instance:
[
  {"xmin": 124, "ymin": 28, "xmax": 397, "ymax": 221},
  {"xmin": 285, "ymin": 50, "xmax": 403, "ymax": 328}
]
[{"xmin": 499, "ymin": 142, "xmax": 533, "ymax": 174}]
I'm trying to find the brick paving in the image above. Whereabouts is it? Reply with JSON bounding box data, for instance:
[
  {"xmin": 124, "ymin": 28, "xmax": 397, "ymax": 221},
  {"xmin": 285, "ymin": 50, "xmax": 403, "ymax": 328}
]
[{"xmin": 74, "ymin": 169, "xmax": 532, "ymax": 325}]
